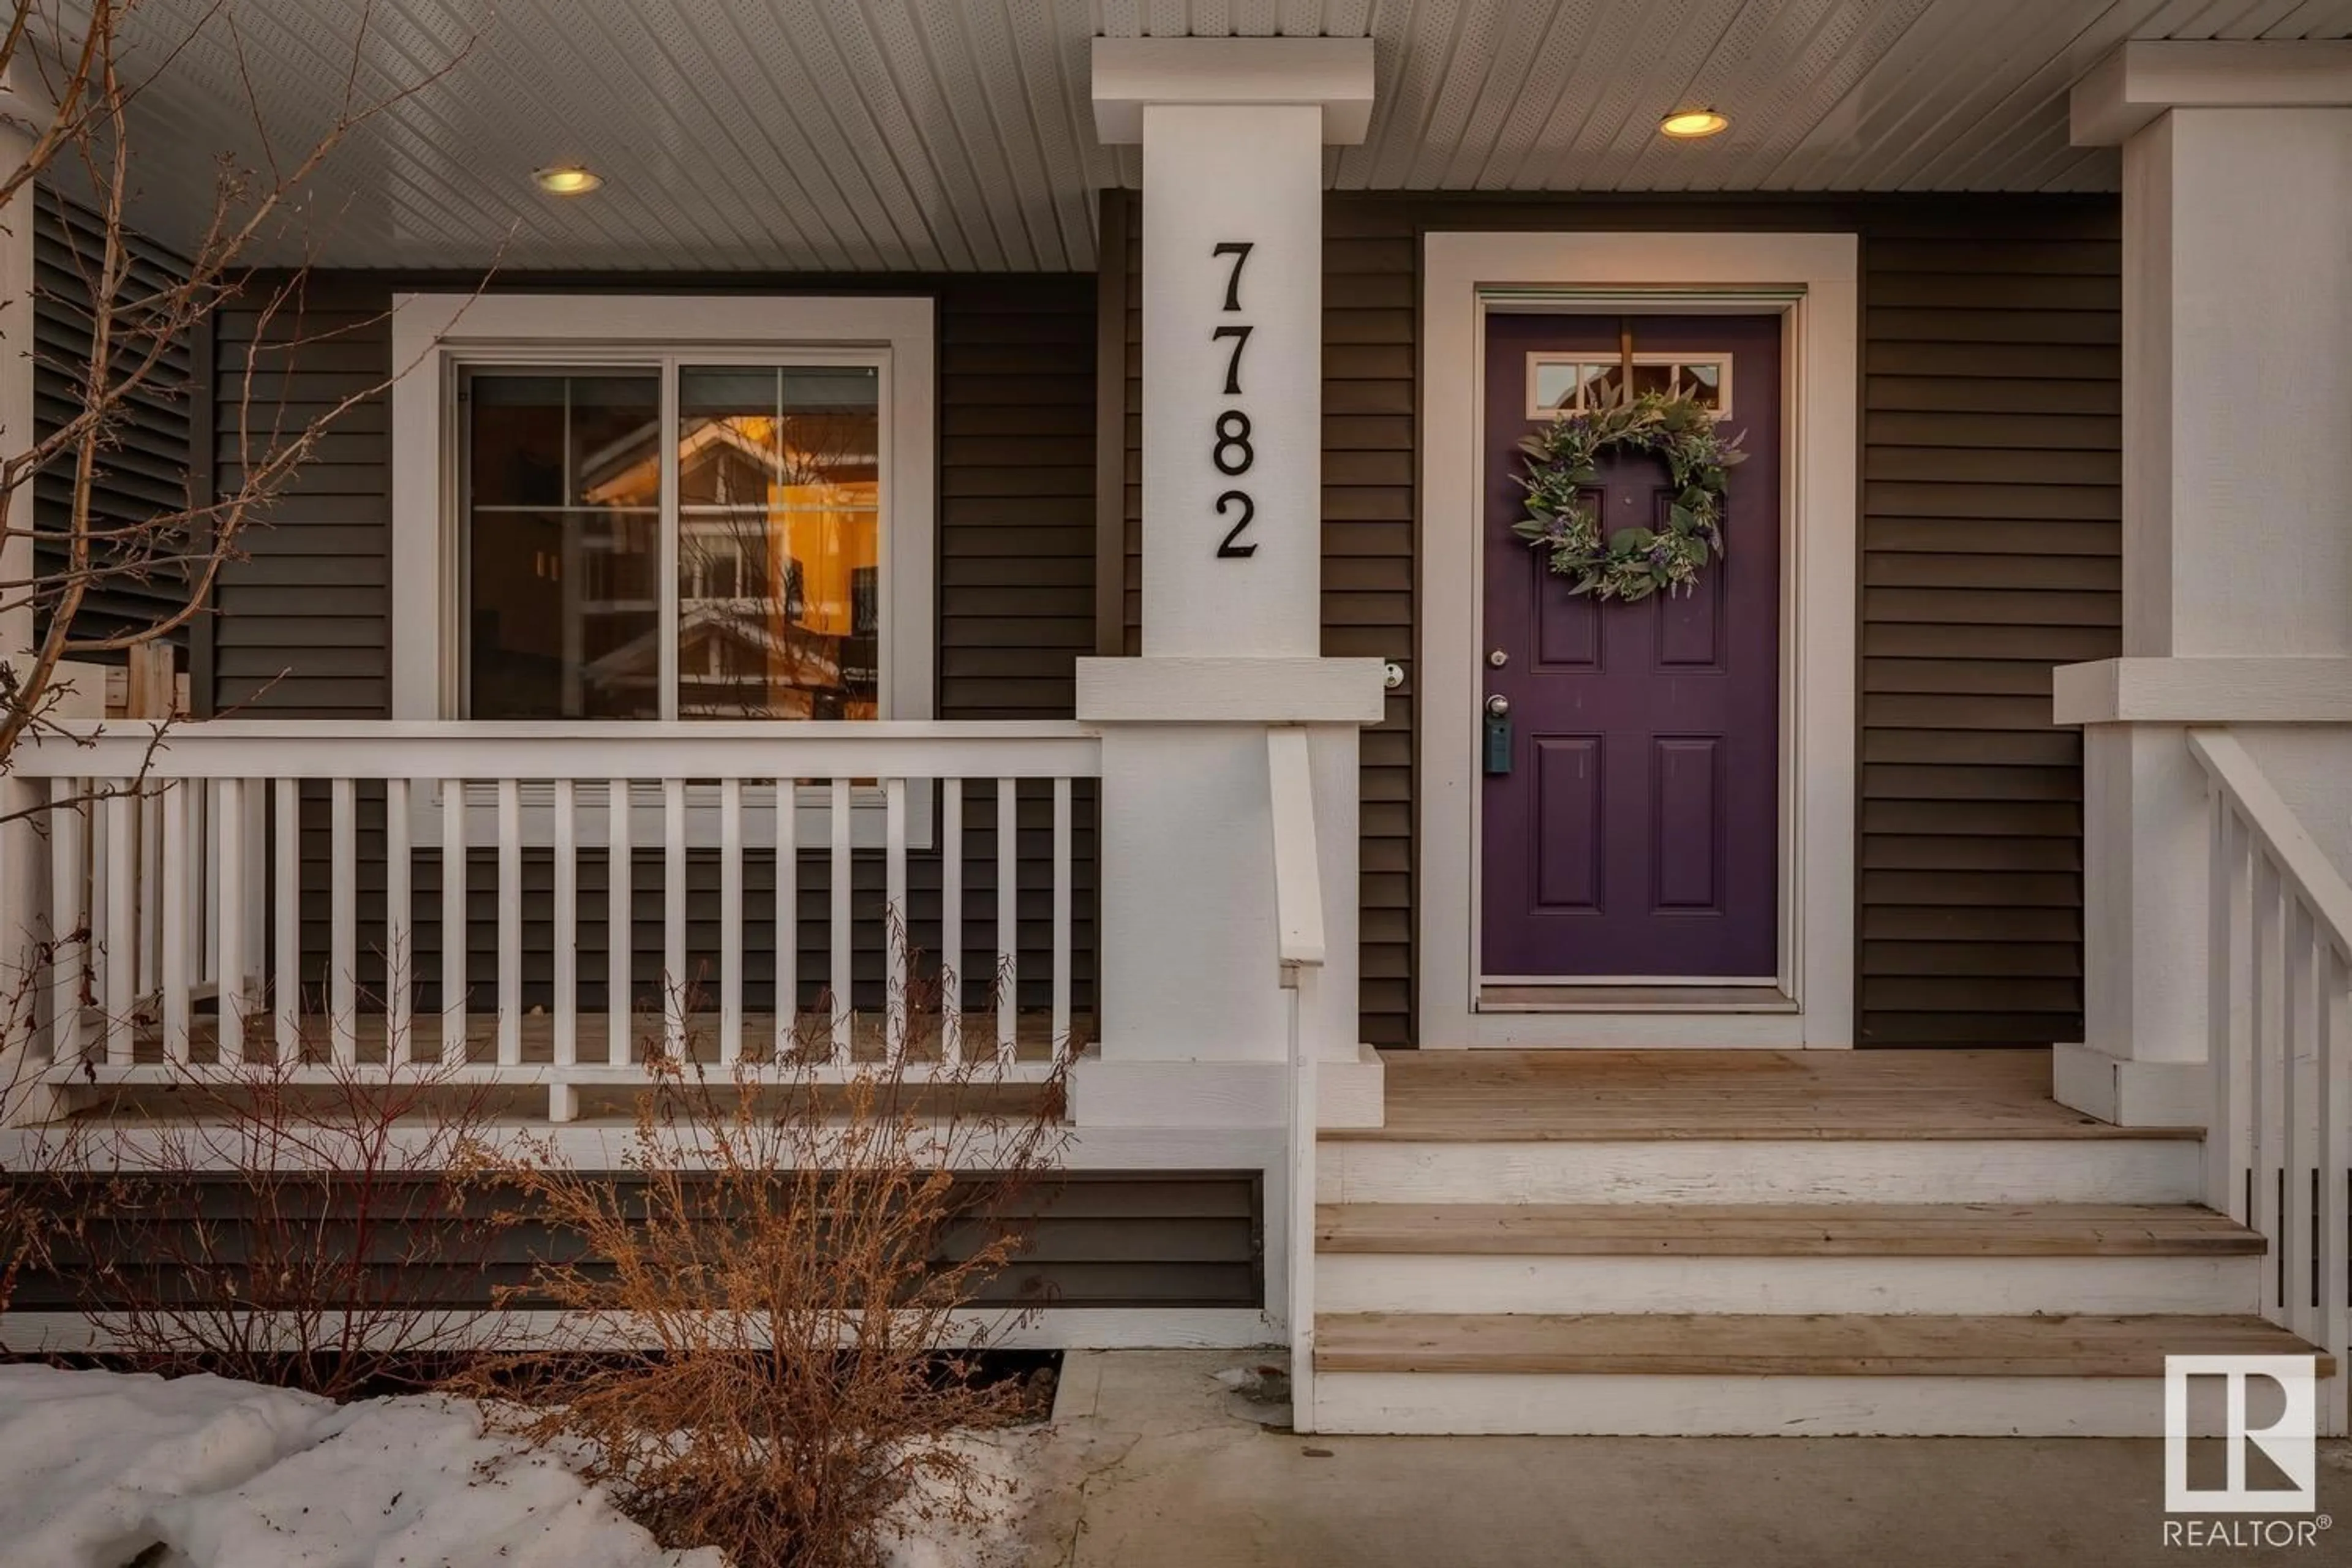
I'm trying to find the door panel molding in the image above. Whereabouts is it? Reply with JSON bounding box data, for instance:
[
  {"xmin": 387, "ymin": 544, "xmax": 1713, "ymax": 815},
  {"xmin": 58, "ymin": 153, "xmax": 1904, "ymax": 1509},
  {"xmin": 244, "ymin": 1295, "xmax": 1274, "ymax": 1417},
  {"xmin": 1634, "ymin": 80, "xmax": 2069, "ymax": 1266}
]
[{"xmin": 1418, "ymin": 232, "xmax": 1859, "ymax": 1048}]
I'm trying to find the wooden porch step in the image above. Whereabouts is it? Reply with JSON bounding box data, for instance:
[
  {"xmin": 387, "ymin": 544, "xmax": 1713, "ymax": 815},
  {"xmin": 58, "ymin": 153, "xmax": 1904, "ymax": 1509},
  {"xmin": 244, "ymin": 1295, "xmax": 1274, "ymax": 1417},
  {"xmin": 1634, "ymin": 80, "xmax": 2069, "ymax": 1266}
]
[
  {"xmin": 1314, "ymin": 1202, "xmax": 2265, "ymax": 1257},
  {"xmin": 1336, "ymin": 1048, "xmax": 2201, "ymax": 1142},
  {"xmin": 1314, "ymin": 1312, "xmax": 2335, "ymax": 1378}
]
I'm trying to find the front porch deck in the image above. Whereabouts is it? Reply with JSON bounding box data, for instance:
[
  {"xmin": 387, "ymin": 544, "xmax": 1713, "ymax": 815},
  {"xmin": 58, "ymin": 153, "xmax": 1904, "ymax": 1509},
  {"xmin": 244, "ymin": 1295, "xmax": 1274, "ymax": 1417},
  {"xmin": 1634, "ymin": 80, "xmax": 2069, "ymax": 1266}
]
[{"xmin": 1344, "ymin": 1047, "xmax": 2192, "ymax": 1142}]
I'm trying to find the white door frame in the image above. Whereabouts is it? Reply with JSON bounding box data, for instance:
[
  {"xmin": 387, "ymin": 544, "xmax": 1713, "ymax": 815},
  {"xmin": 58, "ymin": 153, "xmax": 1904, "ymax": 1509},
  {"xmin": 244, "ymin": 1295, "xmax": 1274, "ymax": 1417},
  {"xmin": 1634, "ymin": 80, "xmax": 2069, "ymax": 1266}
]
[{"xmin": 1417, "ymin": 232, "xmax": 1859, "ymax": 1049}]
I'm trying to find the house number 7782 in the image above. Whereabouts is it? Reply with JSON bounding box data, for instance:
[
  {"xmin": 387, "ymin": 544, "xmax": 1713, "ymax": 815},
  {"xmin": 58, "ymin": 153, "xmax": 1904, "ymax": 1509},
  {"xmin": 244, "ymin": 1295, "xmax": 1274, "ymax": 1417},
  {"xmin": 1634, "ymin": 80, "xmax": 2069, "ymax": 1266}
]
[{"xmin": 1210, "ymin": 240, "xmax": 1257, "ymax": 559}]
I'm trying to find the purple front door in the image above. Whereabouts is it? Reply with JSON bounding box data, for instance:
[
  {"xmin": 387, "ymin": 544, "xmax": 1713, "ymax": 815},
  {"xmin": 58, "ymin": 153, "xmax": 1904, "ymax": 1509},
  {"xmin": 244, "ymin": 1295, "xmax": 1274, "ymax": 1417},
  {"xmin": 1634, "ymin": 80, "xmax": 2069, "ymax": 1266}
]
[{"xmin": 1479, "ymin": 313, "xmax": 1781, "ymax": 981}]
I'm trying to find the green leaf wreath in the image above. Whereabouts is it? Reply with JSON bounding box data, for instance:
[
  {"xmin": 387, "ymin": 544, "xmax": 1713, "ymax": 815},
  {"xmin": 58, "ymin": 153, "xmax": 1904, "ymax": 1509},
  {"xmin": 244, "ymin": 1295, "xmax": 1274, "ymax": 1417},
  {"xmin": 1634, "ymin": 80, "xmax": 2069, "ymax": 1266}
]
[{"xmin": 1512, "ymin": 391, "xmax": 1747, "ymax": 602}]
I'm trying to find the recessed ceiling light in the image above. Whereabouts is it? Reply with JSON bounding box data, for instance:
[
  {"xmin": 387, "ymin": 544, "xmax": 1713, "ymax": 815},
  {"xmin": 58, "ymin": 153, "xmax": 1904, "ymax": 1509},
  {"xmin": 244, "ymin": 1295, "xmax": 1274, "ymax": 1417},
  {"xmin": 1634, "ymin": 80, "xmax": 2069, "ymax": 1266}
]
[
  {"xmin": 1659, "ymin": 110, "xmax": 1730, "ymax": 140},
  {"xmin": 533, "ymin": 165, "xmax": 603, "ymax": 196}
]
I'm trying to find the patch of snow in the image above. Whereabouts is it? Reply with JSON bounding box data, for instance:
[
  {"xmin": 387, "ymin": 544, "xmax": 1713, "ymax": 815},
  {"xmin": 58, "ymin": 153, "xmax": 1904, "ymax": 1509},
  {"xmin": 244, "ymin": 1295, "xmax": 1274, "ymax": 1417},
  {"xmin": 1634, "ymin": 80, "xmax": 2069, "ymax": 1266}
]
[
  {"xmin": 878, "ymin": 1431, "xmax": 1036, "ymax": 1568},
  {"xmin": 0, "ymin": 1364, "xmax": 337, "ymax": 1568},
  {"xmin": 156, "ymin": 1395, "xmax": 724, "ymax": 1568},
  {"xmin": 0, "ymin": 1365, "xmax": 1030, "ymax": 1568}
]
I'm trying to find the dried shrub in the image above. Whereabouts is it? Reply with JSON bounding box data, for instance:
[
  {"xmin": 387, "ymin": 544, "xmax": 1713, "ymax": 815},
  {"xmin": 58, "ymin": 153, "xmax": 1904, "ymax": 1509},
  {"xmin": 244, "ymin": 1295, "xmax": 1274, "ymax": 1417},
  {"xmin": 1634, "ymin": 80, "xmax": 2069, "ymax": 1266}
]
[
  {"xmin": 0, "ymin": 956, "xmax": 79, "ymax": 1314},
  {"xmin": 66, "ymin": 1042, "xmax": 517, "ymax": 1400},
  {"xmin": 458, "ymin": 988, "xmax": 1073, "ymax": 1568}
]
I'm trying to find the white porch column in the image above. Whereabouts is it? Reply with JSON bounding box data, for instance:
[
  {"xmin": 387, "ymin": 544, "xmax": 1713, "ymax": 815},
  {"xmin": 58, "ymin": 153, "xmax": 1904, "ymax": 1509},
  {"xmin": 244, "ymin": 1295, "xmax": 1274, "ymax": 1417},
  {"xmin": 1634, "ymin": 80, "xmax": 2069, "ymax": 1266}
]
[
  {"xmin": 1074, "ymin": 40, "xmax": 1386, "ymax": 1129},
  {"xmin": 0, "ymin": 72, "xmax": 60, "ymax": 1126},
  {"xmin": 2057, "ymin": 42, "xmax": 2352, "ymax": 1123}
]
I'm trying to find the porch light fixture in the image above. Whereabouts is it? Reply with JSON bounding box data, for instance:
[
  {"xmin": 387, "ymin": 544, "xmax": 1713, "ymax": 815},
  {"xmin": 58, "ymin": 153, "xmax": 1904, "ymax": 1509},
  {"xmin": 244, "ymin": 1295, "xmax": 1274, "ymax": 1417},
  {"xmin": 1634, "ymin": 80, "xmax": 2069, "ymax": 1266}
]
[
  {"xmin": 532, "ymin": 165, "xmax": 603, "ymax": 196},
  {"xmin": 1659, "ymin": 110, "xmax": 1729, "ymax": 140}
]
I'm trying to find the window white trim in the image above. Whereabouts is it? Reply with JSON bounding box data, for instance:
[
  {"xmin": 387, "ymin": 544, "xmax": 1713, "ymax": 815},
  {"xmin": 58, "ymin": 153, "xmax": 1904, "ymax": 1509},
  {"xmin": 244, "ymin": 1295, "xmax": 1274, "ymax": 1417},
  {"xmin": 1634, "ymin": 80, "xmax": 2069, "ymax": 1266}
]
[
  {"xmin": 388, "ymin": 292, "xmax": 935, "ymax": 726},
  {"xmin": 1418, "ymin": 233, "xmax": 1858, "ymax": 1049},
  {"xmin": 388, "ymin": 293, "xmax": 937, "ymax": 846}
]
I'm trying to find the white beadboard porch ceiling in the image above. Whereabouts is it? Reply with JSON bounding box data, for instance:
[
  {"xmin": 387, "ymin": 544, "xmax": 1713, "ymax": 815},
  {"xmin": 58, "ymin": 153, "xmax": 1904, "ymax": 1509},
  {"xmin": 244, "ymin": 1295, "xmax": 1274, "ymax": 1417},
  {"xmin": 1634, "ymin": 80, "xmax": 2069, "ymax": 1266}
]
[{"xmin": 89, "ymin": 0, "xmax": 2352, "ymax": 272}]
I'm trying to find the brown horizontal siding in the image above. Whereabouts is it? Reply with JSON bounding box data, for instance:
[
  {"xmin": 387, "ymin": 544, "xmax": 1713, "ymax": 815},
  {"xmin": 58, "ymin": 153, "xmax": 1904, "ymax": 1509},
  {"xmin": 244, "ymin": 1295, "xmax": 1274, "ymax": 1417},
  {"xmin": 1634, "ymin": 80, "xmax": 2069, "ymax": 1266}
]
[
  {"xmin": 11, "ymin": 1170, "xmax": 1264, "ymax": 1313},
  {"xmin": 1114, "ymin": 193, "xmax": 2118, "ymax": 1047},
  {"xmin": 209, "ymin": 271, "xmax": 1098, "ymax": 1017},
  {"xmin": 1859, "ymin": 207, "xmax": 2119, "ymax": 1046},
  {"xmin": 31, "ymin": 187, "xmax": 196, "ymax": 654}
]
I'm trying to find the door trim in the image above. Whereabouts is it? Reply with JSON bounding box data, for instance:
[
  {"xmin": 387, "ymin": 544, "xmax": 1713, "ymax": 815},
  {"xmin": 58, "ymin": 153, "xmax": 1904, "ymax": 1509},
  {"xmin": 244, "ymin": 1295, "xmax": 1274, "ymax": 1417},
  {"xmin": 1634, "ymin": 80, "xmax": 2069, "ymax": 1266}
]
[{"xmin": 1417, "ymin": 232, "xmax": 1860, "ymax": 1049}]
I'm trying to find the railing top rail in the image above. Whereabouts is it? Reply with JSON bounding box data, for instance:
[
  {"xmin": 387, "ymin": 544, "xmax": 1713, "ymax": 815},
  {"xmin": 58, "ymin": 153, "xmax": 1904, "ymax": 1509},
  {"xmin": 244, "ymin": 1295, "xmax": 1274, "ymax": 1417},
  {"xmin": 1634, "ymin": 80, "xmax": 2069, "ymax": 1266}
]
[
  {"xmin": 1267, "ymin": 726, "xmax": 1326, "ymax": 968},
  {"xmin": 2188, "ymin": 726, "xmax": 2352, "ymax": 963},
  {"xmin": 9, "ymin": 719, "xmax": 1104, "ymax": 781}
]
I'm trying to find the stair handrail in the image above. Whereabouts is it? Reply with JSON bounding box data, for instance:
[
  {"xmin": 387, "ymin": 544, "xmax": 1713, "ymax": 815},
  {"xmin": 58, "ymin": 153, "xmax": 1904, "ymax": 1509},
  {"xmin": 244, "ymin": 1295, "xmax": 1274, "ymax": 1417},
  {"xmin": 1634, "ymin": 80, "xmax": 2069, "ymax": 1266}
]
[
  {"xmin": 2188, "ymin": 728, "xmax": 2352, "ymax": 963},
  {"xmin": 2185, "ymin": 725, "xmax": 2352, "ymax": 1436}
]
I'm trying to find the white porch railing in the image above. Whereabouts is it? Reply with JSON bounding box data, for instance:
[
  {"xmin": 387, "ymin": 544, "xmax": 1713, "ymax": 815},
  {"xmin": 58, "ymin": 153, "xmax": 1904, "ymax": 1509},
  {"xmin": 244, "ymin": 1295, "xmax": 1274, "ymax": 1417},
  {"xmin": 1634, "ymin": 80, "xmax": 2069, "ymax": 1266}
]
[
  {"xmin": 2189, "ymin": 726, "xmax": 2352, "ymax": 1434},
  {"xmin": 1267, "ymin": 725, "xmax": 1325, "ymax": 1436},
  {"xmin": 5, "ymin": 720, "xmax": 1098, "ymax": 1123}
]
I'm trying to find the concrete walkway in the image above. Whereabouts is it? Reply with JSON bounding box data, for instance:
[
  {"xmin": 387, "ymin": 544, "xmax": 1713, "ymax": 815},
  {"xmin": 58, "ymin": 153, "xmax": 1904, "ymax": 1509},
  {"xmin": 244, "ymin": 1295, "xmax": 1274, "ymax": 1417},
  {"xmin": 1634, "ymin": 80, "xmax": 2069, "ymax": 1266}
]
[{"xmin": 1019, "ymin": 1351, "xmax": 2352, "ymax": 1568}]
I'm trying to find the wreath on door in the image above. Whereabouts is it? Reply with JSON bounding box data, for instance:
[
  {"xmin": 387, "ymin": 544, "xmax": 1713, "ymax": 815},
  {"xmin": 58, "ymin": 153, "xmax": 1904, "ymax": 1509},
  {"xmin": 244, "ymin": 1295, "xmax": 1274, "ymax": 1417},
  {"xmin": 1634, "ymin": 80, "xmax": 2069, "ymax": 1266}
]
[{"xmin": 1512, "ymin": 391, "xmax": 1747, "ymax": 602}]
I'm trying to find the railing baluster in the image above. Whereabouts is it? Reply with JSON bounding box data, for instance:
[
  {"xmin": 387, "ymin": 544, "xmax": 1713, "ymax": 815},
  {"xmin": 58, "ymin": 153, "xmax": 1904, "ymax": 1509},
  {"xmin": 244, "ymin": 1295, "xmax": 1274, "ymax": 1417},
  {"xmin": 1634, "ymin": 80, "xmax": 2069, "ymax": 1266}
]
[
  {"xmin": 215, "ymin": 778, "xmax": 245, "ymax": 1063},
  {"xmin": 2254, "ymin": 856, "xmax": 2284, "ymax": 1322},
  {"xmin": 1052, "ymin": 775, "xmax": 1072, "ymax": 1057},
  {"xmin": 775, "ymin": 775, "xmax": 797, "ymax": 1060},
  {"xmin": 830, "ymin": 777, "xmax": 852, "ymax": 1065},
  {"xmin": 89, "ymin": 790, "xmax": 108, "ymax": 1046},
  {"xmin": 997, "ymin": 777, "xmax": 1017, "ymax": 1065},
  {"xmin": 553, "ymin": 778, "xmax": 576, "ymax": 1073},
  {"xmin": 2321, "ymin": 945, "xmax": 2350, "ymax": 1434},
  {"xmin": 719, "ymin": 777, "xmax": 742, "ymax": 1066},
  {"xmin": 273, "ymin": 778, "xmax": 300, "ymax": 1063},
  {"xmin": 608, "ymin": 778, "xmax": 631, "ymax": 1066},
  {"xmin": 2287, "ymin": 899, "xmax": 2316, "ymax": 1338},
  {"xmin": 330, "ymin": 777, "xmax": 357, "ymax": 1063},
  {"xmin": 440, "ymin": 778, "xmax": 466, "ymax": 1064},
  {"xmin": 47, "ymin": 778, "xmax": 83, "ymax": 1068},
  {"xmin": 497, "ymin": 778, "xmax": 522, "ymax": 1068},
  {"xmin": 195, "ymin": 780, "xmax": 214, "ymax": 989},
  {"xmin": 160, "ymin": 782, "xmax": 190, "ymax": 1065},
  {"xmin": 104, "ymin": 788, "xmax": 133, "ymax": 1065},
  {"xmin": 884, "ymin": 777, "xmax": 907, "ymax": 1061},
  {"xmin": 2210, "ymin": 794, "xmax": 2242, "ymax": 1215},
  {"xmin": 385, "ymin": 779, "xmax": 411, "ymax": 1063},
  {"xmin": 6, "ymin": 728, "xmax": 1106, "ymax": 1098},
  {"xmin": 243, "ymin": 780, "xmax": 266, "ymax": 1011},
  {"xmin": 138, "ymin": 782, "xmax": 160, "ymax": 999},
  {"xmin": 663, "ymin": 777, "xmax": 685, "ymax": 1059},
  {"xmin": 941, "ymin": 778, "xmax": 962, "ymax": 1064}
]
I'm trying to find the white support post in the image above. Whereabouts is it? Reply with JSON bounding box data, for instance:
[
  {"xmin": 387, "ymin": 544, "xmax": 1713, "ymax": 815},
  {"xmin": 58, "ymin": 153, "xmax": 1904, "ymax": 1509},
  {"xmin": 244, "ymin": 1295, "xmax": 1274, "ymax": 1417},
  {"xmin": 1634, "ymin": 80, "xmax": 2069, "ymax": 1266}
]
[
  {"xmin": 0, "ymin": 773, "xmax": 60, "ymax": 1125},
  {"xmin": 0, "ymin": 84, "xmax": 47, "ymax": 1123},
  {"xmin": 1076, "ymin": 39, "xmax": 1385, "ymax": 1129},
  {"xmin": 2060, "ymin": 43, "xmax": 2352, "ymax": 1122}
]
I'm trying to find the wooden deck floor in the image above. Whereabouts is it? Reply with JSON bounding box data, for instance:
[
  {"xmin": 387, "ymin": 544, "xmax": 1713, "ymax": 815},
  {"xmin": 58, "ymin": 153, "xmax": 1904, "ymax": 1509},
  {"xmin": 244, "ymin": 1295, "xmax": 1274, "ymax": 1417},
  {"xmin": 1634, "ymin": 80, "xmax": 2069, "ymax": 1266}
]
[{"xmin": 1336, "ymin": 1047, "xmax": 2193, "ymax": 1142}]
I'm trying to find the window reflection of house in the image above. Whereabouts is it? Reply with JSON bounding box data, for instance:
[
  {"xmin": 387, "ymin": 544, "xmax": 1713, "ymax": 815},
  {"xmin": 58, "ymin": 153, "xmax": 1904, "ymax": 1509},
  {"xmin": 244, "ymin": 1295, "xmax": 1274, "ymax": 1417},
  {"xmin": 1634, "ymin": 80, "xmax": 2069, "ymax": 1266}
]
[{"xmin": 465, "ymin": 363, "xmax": 881, "ymax": 722}]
